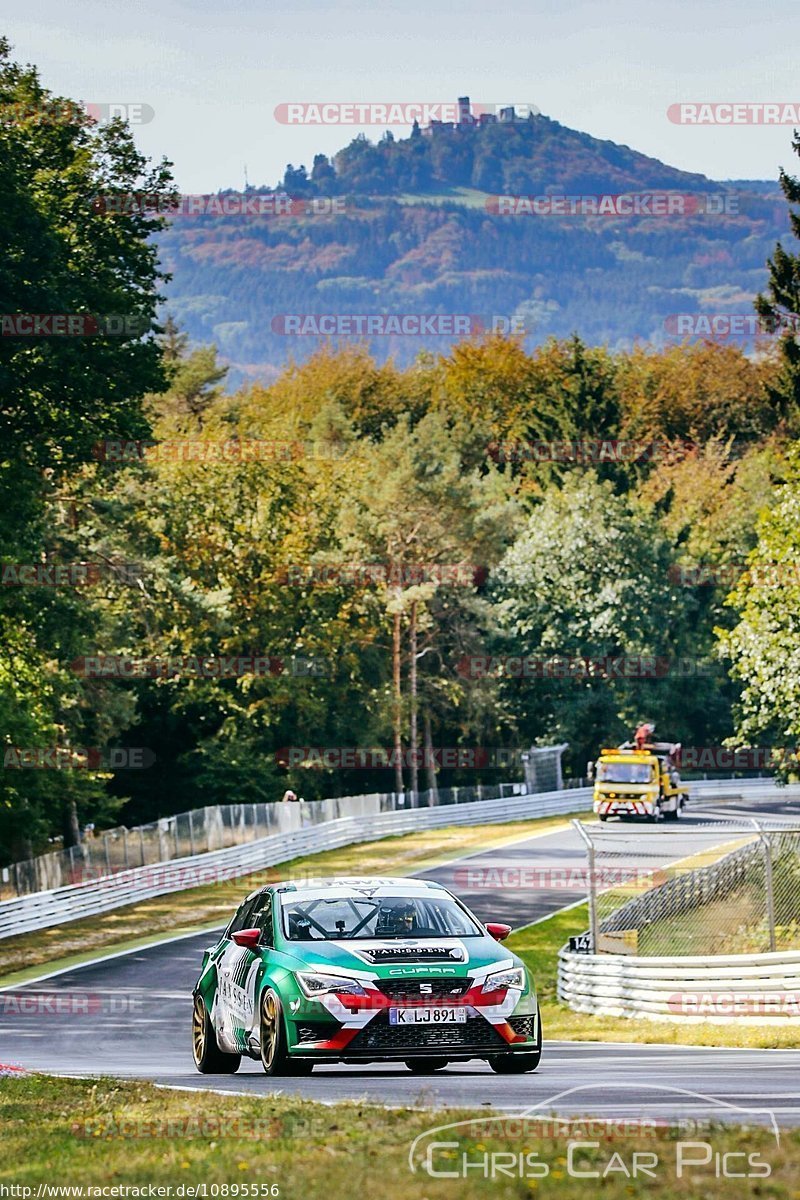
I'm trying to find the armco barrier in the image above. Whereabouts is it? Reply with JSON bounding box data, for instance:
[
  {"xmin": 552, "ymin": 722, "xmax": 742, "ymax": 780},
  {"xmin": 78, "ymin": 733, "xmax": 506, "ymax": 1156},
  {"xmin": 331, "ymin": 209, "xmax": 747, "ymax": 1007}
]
[
  {"xmin": 0, "ymin": 776, "xmax": 788, "ymax": 942},
  {"xmin": 0, "ymin": 786, "xmax": 593, "ymax": 940},
  {"xmin": 557, "ymin": 945, "xmax": 800, "ymax": 1024},
  {"xmin": 5, "ymin": 780, "xmax": 561, "ymax": 898}
]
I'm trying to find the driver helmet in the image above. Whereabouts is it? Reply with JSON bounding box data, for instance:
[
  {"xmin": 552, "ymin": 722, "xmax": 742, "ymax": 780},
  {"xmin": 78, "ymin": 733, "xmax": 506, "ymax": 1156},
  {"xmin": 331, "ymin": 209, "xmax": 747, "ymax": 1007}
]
[{"xmin": 376, "ymin": 901, "xmax": 417, "ymax": 935}]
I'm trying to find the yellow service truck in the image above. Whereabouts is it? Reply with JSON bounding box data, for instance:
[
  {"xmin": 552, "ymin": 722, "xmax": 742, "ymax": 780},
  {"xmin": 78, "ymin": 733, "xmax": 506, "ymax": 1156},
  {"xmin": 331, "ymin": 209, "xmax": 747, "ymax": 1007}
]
[{"xmin": 591, "ymin": 741, "xmax": 688, "ymax": 822}]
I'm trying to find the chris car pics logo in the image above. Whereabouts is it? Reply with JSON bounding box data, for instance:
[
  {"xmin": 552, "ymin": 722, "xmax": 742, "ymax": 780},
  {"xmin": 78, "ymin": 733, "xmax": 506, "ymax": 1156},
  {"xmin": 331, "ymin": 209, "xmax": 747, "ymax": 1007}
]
[{"xmin": 408, "ymin": 1086, "xmax": 778, "ymax": 1182}]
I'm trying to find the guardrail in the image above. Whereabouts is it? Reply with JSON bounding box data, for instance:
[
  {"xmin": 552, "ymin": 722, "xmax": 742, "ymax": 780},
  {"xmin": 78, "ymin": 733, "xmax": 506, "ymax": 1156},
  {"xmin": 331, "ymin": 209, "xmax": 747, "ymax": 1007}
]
[
  {"xmin": 3, "ymin": 780, "xmax": 535, "ymax": 899},
  {"xmin": 2, "ymin": 775, "xmax": 792, "ymax": 944},
  {"xmin": 0, "ymin": 786, "xmax": 593, "ymax": 940},
  {"xmin": 557, "ymin": 946, "xmax": 800, "ymax": 1023}
]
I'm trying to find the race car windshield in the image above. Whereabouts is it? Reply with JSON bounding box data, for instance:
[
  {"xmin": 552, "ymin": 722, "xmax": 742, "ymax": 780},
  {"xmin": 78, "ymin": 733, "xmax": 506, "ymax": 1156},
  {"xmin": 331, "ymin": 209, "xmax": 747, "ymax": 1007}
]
[
  {"xmin": 280, "ymin": 894, "xmax": 483, "ymax": 940},
  {"xmin": 597, "ymin": 762, "xmax": 654, "ymax": 784}
]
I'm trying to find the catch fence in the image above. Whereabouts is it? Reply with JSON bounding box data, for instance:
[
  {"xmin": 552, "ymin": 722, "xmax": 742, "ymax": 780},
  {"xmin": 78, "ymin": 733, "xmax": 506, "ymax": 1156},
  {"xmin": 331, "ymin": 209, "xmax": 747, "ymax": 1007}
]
[{"xmin": 572, "ymin": 818, "xmax": 800, "ymax": 956}]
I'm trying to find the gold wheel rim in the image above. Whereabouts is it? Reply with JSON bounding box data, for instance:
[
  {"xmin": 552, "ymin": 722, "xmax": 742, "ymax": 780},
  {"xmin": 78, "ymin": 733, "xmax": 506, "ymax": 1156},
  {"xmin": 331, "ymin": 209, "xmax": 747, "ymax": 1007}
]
[
  {"xmin": 261, "ymin": 993, "xmax": 278, "ymax": 1069},
  {"xmin": 192, "ymin": 997, "xmax": 206, "ymax": 1064}
]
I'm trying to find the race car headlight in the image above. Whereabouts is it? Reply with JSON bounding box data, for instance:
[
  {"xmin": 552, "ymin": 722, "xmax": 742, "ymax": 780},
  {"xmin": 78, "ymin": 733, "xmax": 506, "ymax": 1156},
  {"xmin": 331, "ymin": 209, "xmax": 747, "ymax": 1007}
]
[
  {"xmin": 295, "ymin": 971, "xmax": 368, "ymax": 998},
  {"xmin": 482, "ymin": 966, "xmax": 526, "ymax": 993}
]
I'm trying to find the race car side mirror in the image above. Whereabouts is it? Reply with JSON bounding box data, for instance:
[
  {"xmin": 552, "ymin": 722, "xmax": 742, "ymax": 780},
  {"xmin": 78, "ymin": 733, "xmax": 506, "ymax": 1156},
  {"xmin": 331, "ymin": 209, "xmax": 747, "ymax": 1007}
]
[
  {"xmin": 232, "ymin": 927, "xmax": 261, "ymax": 950},
  {"xmin": 485, "ymin": 922, "xmax": 512, "ymax": 942}
]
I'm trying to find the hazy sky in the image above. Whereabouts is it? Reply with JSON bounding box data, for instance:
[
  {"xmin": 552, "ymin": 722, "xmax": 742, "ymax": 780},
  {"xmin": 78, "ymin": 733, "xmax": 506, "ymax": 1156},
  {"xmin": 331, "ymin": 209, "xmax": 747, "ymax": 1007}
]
[{"xmin": 5, "ymin": 0, "xmax": 799, "ymax": 192}]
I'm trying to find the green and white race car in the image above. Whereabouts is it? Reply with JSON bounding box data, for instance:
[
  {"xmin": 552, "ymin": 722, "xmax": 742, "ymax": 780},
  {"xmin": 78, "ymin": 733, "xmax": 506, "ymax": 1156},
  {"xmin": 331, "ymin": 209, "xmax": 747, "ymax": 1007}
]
[{"xmin": 192, "ymin": 877, "xmax": 541, "ymax": 1075}]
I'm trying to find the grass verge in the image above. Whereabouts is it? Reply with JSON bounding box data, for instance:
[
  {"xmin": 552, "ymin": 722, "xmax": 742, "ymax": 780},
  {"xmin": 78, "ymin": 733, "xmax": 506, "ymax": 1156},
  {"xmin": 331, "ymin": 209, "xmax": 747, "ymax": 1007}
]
[
  {"xmin": 508, "ymin": 905, "xmax": 800, "ymax": 1049},
  {"xmin": 0, "ymin": 813, "xmax": 584, "ymax": 986},
  {"xmin": 0, "ymin": 1073, "xmax": 795, "ymax": 1198}
]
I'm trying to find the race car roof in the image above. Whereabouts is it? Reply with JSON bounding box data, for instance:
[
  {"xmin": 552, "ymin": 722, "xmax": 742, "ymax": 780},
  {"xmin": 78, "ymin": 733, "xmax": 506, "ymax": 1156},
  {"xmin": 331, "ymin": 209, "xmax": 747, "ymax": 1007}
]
[{"xmin": 270, "ymin": 876, "xmax": 447, "ymax": 895}]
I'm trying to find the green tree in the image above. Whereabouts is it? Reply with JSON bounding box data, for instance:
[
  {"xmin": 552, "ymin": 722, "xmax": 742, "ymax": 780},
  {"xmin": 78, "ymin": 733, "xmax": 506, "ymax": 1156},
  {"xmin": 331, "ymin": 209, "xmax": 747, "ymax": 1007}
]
[
  {"xmin": 755, "ymin": 133, "xmax": 800, "ymax": 430},
  {"xmin": 335, "ymin": 411, "xmax": 518, "ymax": 794},
  {"xmin": 0, "ymin": 37, "xmax": 174, "ymax": 503},
  {"xmin": 491, "ymin": 473, "xmax": 722, "ymax": 772},
  {"xmin": 0, "ymin": 38, "xmax": 175, "ymax": 856},
  {"xmin": 719, "ymin": 449, "xmax": 800, "ymax": 775}
]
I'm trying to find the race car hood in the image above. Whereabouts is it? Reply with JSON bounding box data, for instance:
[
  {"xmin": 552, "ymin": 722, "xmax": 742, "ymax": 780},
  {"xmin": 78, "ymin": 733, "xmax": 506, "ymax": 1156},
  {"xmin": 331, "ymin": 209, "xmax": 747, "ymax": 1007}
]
[{"xmin": 279, "ymin": 936, "xmax": 511, "ymax": 977}]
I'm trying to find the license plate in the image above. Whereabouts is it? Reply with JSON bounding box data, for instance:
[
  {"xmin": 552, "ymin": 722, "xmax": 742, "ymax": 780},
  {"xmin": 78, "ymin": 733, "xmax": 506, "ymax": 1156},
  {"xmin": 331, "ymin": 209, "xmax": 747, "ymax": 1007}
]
[{"xmin": 389, "ymin": 1006, "xmax": 467, "ymax": 1025}]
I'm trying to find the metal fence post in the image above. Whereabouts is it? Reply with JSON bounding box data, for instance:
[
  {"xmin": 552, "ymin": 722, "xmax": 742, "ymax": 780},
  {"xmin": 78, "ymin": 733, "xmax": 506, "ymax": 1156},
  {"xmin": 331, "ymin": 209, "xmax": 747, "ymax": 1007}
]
[
  {"xmin": 750, "ymin": 819, "xmax": 776, "ymax": 952},
  {"xmin": 188, "ymin": 810, "xmax": 196, "ymax": 857},
  {"xmin": 764, "ymin": 836, "xmax": 776, "ymax": 952},
  {"xmin": 572, "ymin": 819, "xmax": 598, "ymax": 952}
]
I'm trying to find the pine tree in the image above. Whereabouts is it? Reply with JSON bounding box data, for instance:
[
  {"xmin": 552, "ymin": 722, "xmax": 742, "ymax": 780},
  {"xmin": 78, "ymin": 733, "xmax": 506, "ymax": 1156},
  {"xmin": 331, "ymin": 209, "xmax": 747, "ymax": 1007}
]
[
  {"xmin": 755, "ymin": 133, "xmax": 800, "ymax": 429},
  {"xmin": 160, "ymin": 315, "xmax": 189, "ymax": 366}
]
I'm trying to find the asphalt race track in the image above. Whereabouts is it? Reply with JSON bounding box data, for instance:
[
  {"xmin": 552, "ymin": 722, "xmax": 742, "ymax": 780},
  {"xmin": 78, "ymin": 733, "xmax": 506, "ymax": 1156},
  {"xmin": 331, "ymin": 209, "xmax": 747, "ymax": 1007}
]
[{"xmin": 2, "ymin": 793, "xmax": 800, "ymax": 1125}]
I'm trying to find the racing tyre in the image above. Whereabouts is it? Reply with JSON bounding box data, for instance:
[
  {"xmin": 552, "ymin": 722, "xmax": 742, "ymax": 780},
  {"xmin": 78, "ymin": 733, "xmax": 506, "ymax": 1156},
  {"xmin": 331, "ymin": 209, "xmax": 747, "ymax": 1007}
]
[
  {"xmin": 488, "ymin": 1049, "xmax": 541, "ymax": 1073},
  {"xmin": 598, "ymin": 814, "xmax": 608, "ymax": 822},
  {"xmin": 192, "ymin": 994, "xmax": 241, "ymax": 1074},
  {"xmin": 663, "ymin": 802, "xmax": 681, "ymax": 821},
  {"xmin": 404, "ymin": 1057, "xmax": 449, "ymax": 1073},
  {"xmin": 488, "ymin": 1006, "xmax": 542, "ymax": 1074},
  {"xmin": 260, "ymin": 988, "xmax": 313, "ymax": 1075}
]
